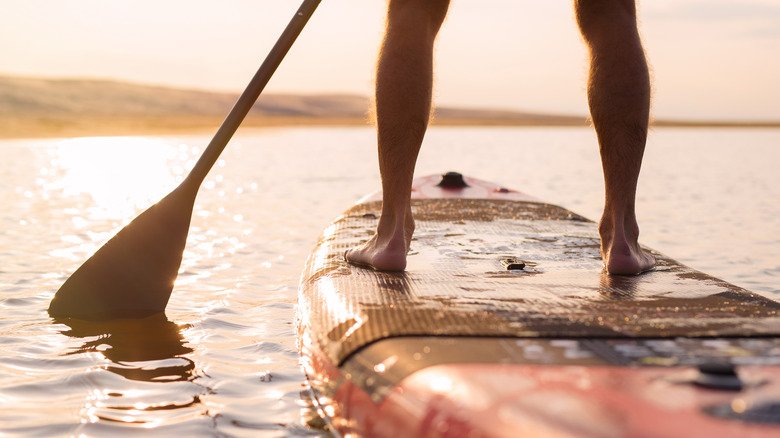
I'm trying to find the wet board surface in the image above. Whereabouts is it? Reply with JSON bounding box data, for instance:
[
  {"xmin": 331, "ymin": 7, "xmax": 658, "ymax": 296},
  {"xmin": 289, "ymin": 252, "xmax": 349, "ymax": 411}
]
[{"xmin": 298, "ymin": 174, "xmax": 780, "ymax": 437}]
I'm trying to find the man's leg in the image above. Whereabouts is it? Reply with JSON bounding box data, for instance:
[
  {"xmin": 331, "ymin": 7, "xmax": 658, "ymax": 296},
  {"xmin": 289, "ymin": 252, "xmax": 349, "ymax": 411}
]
[
  {"xmin": 575, "ymin": 0, "xmax": 656, "ymax": 275},
  {"xmin": 346, "ymin": 0, "xmax": 450, "ymax": 271}
]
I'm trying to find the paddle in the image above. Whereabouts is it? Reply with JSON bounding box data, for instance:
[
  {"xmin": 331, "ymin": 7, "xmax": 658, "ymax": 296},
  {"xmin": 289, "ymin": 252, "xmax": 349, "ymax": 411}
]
[{"xmin": 49, "ymin": 0, "xmax": 322, "ymax": 320}]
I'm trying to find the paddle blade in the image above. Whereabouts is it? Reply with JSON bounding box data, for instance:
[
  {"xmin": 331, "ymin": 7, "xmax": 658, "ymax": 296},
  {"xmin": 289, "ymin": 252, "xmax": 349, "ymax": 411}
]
[{"xmin": 49, "ymin": 184, "xmax": 196, "ymax": 320}]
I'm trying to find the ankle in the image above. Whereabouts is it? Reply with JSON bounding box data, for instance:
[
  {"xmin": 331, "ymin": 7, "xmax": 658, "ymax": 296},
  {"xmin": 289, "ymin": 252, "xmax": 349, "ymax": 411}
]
[
  {"xmin": 375, "ymin": 210, "xmax": 410, "ymax": 241},
  {"xmin": 599, "ymin": 210, "xmax": 639, "ymax": 243}
]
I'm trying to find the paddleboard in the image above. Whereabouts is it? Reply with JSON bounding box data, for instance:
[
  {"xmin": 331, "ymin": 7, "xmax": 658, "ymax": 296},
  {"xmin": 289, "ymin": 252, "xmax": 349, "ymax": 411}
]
[{"xmin": 298, "ymin": 172, "xmax": 780, "ymax": 437}]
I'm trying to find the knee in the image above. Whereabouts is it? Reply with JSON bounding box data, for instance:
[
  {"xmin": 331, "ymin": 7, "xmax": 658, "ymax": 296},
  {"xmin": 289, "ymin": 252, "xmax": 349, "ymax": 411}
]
[
  {"xmin": 575, "ymin": 0, "xmax": 637, "ymax": 44},
  {"xmin": 387, "ymin": 0, "xmax": 450, "ymax": 34}
]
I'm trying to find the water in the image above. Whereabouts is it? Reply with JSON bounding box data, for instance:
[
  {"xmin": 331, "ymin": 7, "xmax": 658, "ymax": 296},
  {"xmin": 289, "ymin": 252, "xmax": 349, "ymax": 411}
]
[{"xmin": 1, "ymin": 126, "xmax": 778, "ymax": 436}]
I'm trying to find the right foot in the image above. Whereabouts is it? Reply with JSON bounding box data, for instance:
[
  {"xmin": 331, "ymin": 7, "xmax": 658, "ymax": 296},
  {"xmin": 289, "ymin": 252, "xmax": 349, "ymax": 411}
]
[
  {"xmin": 599, "ymin": 214, "xmax": 656, "ymax": 276},
  {"xmin": 345, "ymin": 207, "xmax": 414, "ymax": 272},
  {"xmin": 602, "ymin": 239, "xmax": 656, "ymax": 275}
]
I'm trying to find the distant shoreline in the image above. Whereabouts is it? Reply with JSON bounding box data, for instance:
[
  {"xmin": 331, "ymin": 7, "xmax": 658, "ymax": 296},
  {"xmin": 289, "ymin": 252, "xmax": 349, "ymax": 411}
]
[
  {"xmin": 2, "ymin": 75, "xmax": 778, "ymax": 139},
  {"xmin": 2, "ymin": 115, "xmax": 779, "ymax": 140}
]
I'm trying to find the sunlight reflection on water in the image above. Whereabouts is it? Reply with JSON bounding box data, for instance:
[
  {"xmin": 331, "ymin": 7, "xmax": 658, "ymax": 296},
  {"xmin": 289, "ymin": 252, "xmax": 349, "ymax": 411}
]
[
  {"xmin": 50, "ymin": 137, "xmax": 186, "ymax": 220},
  {"xmin": 0, "ymin": 127, "xmax": 778, "ymax": 436}
]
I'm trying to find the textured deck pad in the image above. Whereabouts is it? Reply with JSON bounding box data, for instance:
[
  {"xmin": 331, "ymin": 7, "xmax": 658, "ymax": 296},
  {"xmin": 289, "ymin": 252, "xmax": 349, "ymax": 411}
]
[{"xmin": 299, "ymin": 199, "xmax": 780, "ymax": 366}]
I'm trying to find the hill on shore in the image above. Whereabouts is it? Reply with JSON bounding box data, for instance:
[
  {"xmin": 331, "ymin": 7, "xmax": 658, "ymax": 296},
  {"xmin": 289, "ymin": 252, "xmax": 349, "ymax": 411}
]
[
  {"xmin": 0, "ymin": 75, "xmax": 585, "ymax": 138},
  {"xmin": 1, "ymin": 75, "xmax": 776, "ymax": 138}
]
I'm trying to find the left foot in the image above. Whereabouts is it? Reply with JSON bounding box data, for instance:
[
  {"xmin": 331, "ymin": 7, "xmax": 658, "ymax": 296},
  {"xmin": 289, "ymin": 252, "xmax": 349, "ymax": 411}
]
[{"xmin": 345, "ymin": 206, "xmax": 414, "ymax": 272}]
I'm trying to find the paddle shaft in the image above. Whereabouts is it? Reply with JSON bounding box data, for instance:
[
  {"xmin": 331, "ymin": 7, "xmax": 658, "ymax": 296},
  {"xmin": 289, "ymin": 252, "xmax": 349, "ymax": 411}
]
[{"xmin": 187, "ymin": 0, "xmax": 321, "ymax": 185}]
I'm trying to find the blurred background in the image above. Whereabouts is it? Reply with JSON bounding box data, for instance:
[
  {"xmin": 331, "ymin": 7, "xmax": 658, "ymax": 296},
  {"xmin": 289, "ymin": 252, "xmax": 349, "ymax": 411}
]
[{"xmin": 2, "ymin": 0, "xmax": 778, "ymax": 121}]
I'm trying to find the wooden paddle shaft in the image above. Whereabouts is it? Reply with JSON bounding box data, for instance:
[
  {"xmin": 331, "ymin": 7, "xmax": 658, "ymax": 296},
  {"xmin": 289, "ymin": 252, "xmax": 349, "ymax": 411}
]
[{"xmin": 188, "ymin": 0, "xmax": 322, "ymax": 185}]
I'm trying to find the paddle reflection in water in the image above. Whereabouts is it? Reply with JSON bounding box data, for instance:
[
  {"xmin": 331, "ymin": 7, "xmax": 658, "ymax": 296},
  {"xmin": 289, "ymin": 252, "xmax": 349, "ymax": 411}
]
[
  {"xmin": 53, "ymin": 314, "xmax": 209, "ymax": 428},
  {"xmin": 57, "ymin": 314, "xmax": 195, "ymax": 383}
]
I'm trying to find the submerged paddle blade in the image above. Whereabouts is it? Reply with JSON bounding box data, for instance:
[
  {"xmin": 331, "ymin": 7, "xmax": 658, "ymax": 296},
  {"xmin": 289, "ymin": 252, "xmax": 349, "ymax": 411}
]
[{"xmin": 49, "ymin": 183, "xmax": 196, "ymax": 319}]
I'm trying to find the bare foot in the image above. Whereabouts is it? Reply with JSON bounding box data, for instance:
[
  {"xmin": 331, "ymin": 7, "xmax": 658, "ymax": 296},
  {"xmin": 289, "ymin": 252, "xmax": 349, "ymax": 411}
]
[
  {"xmin": 345, "ymin": 207, "xmax": 414, "ymax": 272},
  {"xmin": 599, "ymin": 215, "xmax": 656, "ymax": 276}
]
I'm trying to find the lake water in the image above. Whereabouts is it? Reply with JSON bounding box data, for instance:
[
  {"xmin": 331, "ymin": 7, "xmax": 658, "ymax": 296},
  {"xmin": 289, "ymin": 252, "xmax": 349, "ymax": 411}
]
[{"xmin": 1, "ymin": 126, "xmax": 778, "ymax": 436}]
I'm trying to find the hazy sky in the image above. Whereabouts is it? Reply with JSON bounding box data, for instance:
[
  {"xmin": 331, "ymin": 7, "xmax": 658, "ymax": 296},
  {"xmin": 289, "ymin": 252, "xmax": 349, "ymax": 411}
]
[{"xmin": 2, "ymin": 0, "xmax": 779, "ymax": 120}]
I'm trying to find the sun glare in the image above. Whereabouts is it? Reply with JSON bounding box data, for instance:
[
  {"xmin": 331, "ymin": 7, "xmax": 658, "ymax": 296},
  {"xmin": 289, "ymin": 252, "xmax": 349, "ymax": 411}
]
[{"xmin": 51, "ymin": 137, "xmax": 194, "ymax": 221}]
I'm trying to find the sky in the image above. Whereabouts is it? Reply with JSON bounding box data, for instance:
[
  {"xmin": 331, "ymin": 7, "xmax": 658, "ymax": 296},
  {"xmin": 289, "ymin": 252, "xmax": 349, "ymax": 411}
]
[{"xmin": 2, "ymin": 0, "xmax": 779, "ymax": 121}]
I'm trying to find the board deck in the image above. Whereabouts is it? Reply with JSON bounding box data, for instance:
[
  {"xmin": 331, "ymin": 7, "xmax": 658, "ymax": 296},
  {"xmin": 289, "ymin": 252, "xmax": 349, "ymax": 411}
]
[{"xmin": 298, "ymin": 173, "xmax": 780, "ymax": 437}]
